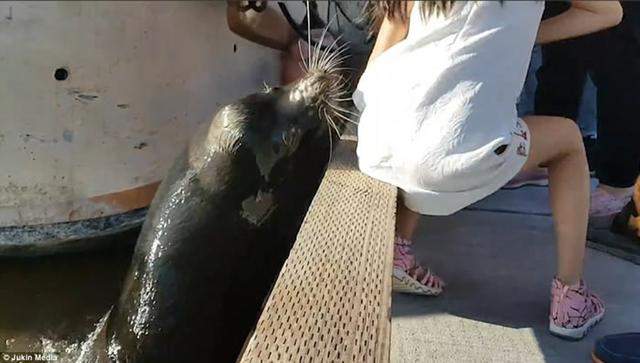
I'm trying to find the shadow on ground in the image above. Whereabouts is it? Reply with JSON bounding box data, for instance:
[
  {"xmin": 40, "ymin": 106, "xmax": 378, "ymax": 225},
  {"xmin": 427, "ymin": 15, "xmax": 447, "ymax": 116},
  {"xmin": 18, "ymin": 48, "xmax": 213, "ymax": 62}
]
[{"xmin": 391, "ymin": 187, "xmax": 640, "ymax": 362}]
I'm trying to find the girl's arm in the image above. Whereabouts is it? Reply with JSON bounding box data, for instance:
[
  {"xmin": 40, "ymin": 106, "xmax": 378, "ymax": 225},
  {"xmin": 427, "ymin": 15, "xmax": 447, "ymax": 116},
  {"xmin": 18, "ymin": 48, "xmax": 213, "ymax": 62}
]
[
  {"xmin": 226, "ymin": 0, "xmax": 296, "ymax": 51},
  {"xmin": 537, "ymin": 1, "xmax": 623, "ymax": 44},
  {"xmin": 366, "ymin": 2, "xmax": 414, "ymax": 66}
]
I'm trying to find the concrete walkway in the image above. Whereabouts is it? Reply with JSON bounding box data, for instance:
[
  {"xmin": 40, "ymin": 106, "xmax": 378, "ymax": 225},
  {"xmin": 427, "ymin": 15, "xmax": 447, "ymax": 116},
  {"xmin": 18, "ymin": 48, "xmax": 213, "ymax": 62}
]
[{"xmin": 391, "ymin": 186, "xmax": 640, "ymax": 362}]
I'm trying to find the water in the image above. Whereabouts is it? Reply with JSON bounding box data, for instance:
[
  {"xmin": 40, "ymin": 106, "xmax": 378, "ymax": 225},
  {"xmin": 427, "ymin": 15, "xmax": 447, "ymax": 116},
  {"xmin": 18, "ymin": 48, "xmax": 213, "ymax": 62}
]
[{"xmin": 0, "ymin": 229, "xmax": 138, "ymax": 361}]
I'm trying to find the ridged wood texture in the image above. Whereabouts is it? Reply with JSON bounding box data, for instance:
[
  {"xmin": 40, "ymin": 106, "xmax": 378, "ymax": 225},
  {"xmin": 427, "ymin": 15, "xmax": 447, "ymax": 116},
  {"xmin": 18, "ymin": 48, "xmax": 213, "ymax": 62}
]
[{"xmin": 240, "ymin": 140, "xmax": 397, "ymax": 363}]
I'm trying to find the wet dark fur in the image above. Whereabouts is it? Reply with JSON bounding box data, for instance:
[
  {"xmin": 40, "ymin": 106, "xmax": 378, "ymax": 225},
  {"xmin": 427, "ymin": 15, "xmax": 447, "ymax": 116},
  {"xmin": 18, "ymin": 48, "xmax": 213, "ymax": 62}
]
[{"xmin": 105, "ymin": 77, "xmax": 345, "ymax": 362}]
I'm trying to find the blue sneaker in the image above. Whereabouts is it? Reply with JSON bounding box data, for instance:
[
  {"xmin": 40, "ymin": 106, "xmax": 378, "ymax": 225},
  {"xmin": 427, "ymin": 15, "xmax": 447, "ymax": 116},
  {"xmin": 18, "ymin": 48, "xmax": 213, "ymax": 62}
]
[{"xmin": 592, "ymin": 333, "xmax": 640, "ymax": 363}]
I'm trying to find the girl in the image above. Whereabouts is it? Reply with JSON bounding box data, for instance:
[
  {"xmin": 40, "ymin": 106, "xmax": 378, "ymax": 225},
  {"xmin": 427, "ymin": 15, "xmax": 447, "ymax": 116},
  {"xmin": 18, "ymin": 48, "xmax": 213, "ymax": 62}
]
[{"xmin": 353, "ymin": 1, "xmax": 622, "ymax": 340}]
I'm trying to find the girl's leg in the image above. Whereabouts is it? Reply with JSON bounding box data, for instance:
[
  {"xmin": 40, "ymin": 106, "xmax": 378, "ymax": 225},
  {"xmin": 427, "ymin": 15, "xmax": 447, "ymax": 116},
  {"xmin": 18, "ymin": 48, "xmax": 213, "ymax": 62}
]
[
  {"xmin": 520, "ymin": 115, "xmax": 589, "ymax": 285},
  {"xmin": 393, "ymin": 195, "xmax": 444, "ymax": 296},
  {"xmin": 396, "ymin": 196, "xmax": 421, "ymax": 240},
  {"xmin": 520, "ymin": 115, "xmax": 604, "ymax": 340}
]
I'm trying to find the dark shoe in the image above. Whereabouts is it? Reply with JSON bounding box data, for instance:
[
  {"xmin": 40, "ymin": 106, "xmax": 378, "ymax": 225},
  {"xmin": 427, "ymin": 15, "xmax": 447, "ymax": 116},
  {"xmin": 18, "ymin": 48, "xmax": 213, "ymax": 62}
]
[
  {"xmin": 592, "ymin": 333, "xmax": 640, "ymax": 363},
  {"xmin": 611, "ymin": 198, "xmax": 640, "ymax": 242}
]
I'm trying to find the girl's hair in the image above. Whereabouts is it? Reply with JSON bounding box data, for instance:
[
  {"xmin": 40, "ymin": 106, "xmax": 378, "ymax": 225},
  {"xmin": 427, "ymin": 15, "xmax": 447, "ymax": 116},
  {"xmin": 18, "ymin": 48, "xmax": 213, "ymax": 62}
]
[{"xmin": 364, "ymin": 1, "xmax": 455, "ymax": 30}]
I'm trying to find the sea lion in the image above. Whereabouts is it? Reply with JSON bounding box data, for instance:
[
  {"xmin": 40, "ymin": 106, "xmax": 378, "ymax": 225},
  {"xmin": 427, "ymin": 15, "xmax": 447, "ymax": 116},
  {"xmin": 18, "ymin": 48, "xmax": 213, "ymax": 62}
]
[{"xmin": 103, "ymin": 39, "xmax": 352, "ymax": 362}]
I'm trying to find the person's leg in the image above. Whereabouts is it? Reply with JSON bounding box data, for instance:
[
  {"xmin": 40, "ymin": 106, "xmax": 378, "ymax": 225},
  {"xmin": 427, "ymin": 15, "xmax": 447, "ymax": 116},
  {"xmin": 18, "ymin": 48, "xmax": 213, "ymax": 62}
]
[
  {"xmin": 392, "ymin": 194, "xmax": 444, "ymax": 296},
  {"xmin": 517, "ymin": 45, "xmax": 541, "ymax": 118},
  {"xmin": 577, "ymin": 75, "xmax": 598, "ymax": 139},
  {"xmin": 520, "ymin": 116, "xmax": 589, "ymax": 284},
  {"xmin": 588, "ymin": 29, "xmax": 640, "ymax": 226},
  {"xmin": 395, "ymin": 196, "xmax": 421, "ymax": 240},
  {"xmin": 535, "ymin": 42, "xmax": 587, "ymax": 121},
  {"xmin": 520, "ymin": 115, "xmax": 604, "ymax": 340}
]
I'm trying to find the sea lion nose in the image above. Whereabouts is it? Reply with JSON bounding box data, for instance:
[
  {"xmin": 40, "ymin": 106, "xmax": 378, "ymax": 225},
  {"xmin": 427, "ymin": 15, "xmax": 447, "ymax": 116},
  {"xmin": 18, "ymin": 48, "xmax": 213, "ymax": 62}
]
[{"xmin": 289, "ymin": 73, "xmax": 329, "ymax": 104}]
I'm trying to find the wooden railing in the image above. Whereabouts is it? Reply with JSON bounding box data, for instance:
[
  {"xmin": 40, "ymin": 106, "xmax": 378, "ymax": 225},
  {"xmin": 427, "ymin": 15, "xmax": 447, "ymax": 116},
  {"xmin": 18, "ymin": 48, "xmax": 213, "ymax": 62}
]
[{"xmin": 239, "ymin": 140, "xmax": 397, "ymax": 363}]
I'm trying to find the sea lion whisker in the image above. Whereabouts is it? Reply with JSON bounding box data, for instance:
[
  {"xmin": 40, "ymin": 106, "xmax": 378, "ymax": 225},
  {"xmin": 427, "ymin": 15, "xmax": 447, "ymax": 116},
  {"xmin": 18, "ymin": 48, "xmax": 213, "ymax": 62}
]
[
  {"xmin": 320, "ymin": 42, "xmax": 349, "ymax": 65},
  {"xmin": 332, "ymin": 107, "xmax": 354, "ymax": 118},
  {"xmin": 322, "ymin": 60, "xmax": 342, "ymax": 74},
  {"xmin": 328, "ymin": 54, "xmax": 351, "ymax": 66},
  {"xmin": 328, "ymin": 103, "xmax": 360, "ymax": 118},
  {"xmin": 319, "ymin": 36, "xmax": 346, "ymax": 63},
  {"xmin": 306, "ymin": 0, "xmax": 312, "ymax": 62},
  {"xmin": 311, "ymin": 23, "xmax": 337, "ymax": 71},
  {"xmin": 327, "ymin": 86, "xmax": 347, "ymax": 97},
  {"xmin": 310, "ymin": 39, "xmax": 319, "ymax": 70},
  {"xmin": 298, "ymin": 61, "xmax": 309, "ymax": 73},
  {"xmin": 326, "ymin": 118, "xmax": 334, "ymax": 161},
  {"xmin": 330, "ymin": 118, "xmax": 343, "ymax": 137},
  {"xmin": 330, "ymin": 109, "xmax": 359, "ymax": 126},
  {"xmin": 262, "ymin": 81, "xmax": 272, "ymax": 93},
  {"xmin": 322, "ymin": 58, "xmax": 350, "ymax": 76},
  {"xmin": 331, "ymin": 93, "xmax": 351, "ymax": 102},
  {"xmin": 322, "ymin": 108, "xmax": 335, "ymax": 142},
  {"xmin": 327, "ymin": 117, "xmax": 342, "ymax": 138},
  {"xmin": 329, "ymin": 93, "xmax": 349, "ymax": 99},
  {"xmin": 326, "ymin": 112, "xmax": 343, "ymax": 136},
  {"xmin": 313, "ymin": 19, "xmax": 336, "ymax": 70},
  {"xmin": 331, "ymin": 66, "xmax": 358, "ymax": 72},
  {"xmin": 319, "ymin": 44, "xmax": 349, "ymax": 70},
  {"xmin": 328, "ymin": 82, "xmax": 350, "ymax": 96},
  {"xmin": 323, "ymin": 53, "xmax": 351, "ymax": 69},
  {"xmin": 317, "ymin": 35, "xmax": 345, "ymax": 70},
  {"xmin": 327, "ymin": 102, "xmax": 357, "ymax": 115},
  {"xmin": 322, "ymin": 107, "xmax": 334, "ymax": 158},
  {"xmin": 334, "ymin": 116, "xmax": 358, "ymax": 127},
  {"xmin": 324, "ymin": 40, "xmax": 349, "ymax": 59},
  {"xmin": 330, "ymin": 87, "xmax": 350, "ymax": 95},
  {"xmin": 323, "ymin": 107, "xmax": 342, "ymax": 137},
  {"xmin": 314, "ymin": 34, "xmax": 340, "ymax": 70},
  {"xmin": 297, "ymin": 39, "xmax": 309, "ymax": 71}
]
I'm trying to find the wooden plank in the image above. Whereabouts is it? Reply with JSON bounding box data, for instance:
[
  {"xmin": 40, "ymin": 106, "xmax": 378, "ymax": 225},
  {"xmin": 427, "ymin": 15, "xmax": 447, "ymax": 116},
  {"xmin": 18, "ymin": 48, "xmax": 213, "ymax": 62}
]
[{"xmin": 240, "ymin": 140, "xmax": 397, "ymax": 362}]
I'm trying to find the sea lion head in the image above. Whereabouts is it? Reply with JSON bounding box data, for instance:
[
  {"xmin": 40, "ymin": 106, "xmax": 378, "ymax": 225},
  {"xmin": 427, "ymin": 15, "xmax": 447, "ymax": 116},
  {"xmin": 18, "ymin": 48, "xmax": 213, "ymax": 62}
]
[
  {"xmin": 245, "ymin": 39, "xmax": 353, "ymax": 153},
  {"xmin": 192, "ymin": 38, "xmax": 353, "ymax": 181}
]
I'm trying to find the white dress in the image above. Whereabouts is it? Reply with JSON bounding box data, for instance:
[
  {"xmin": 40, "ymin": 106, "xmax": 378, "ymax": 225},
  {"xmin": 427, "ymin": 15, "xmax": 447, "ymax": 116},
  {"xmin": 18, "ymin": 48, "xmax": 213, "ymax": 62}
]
[{"xmin": 353, "ymin": 1, "xmax": 544, "ymax": 215}]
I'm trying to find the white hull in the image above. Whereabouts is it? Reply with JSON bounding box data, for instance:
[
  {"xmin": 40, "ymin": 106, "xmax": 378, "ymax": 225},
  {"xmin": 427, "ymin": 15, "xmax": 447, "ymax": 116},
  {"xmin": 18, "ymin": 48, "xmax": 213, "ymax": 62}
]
[{"xmin": 0, "ymin": 1, "xmax": 280, "ymax": 228}]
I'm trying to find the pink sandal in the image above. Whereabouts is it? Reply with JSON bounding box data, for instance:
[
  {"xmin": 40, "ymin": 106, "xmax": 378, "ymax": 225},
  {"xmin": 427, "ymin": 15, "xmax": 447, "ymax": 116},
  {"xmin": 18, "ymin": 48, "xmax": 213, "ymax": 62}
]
[
  {"xmin": 392, "ymin": 237, "xmax": 444, "ymax": 296},
  {"xmin": 549, "ymin": 277, "xmax": 605, "ymax": 340}
]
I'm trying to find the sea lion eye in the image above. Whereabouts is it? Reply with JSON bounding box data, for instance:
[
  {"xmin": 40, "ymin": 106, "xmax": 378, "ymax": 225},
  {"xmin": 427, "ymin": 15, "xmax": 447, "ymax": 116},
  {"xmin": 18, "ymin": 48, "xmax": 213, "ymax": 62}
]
[{"xmin": 262, "ymin": 82, "xmax": 280, "ymax": 93}]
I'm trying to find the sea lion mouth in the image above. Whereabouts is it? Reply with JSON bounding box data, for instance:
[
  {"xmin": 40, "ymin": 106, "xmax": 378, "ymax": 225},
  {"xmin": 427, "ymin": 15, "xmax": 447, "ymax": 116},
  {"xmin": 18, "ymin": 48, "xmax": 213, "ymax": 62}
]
[{"xmin": 288, "ymin": 30, "xmax": 358, "ymax": 141}]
